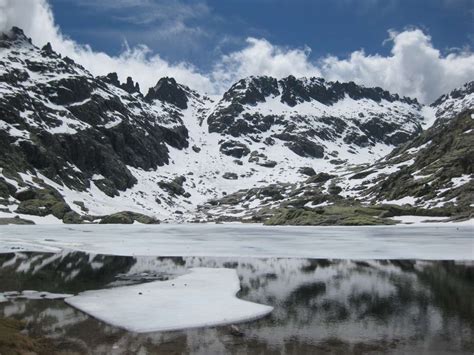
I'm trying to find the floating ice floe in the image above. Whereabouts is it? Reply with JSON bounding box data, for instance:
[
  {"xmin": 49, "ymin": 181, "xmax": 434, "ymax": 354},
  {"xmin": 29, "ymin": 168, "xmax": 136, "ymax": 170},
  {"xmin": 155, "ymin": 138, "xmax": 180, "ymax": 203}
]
[
  {"xmin": 66, "ymin": 267, "xmax": 273, "ymax": 333},
  {"xmin": 0, "ymin": 290, "xmax": 73, "ymax": 300}
]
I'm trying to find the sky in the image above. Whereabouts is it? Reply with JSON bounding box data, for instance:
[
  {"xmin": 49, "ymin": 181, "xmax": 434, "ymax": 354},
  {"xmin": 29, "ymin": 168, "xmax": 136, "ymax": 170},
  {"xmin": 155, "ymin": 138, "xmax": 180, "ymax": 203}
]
[{"xmin": 0, "ymin": 0, "xmax": 473, "ymax": 103}]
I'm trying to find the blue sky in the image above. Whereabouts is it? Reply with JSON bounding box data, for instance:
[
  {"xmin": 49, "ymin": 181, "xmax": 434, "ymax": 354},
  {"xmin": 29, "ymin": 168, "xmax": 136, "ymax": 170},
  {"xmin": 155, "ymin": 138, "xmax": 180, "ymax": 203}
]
[
  {"xmin": 50, "ymin": 0, "xmax": 473, "ymax": 70},
  {"xmin": 3, "ymin": 0, "xmax": 472, "ymax": 102}
]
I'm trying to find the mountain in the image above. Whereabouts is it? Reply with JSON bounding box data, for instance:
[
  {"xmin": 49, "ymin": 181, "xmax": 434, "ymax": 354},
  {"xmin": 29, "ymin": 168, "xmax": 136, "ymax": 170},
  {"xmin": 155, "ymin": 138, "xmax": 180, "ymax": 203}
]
[
  {"xmin": 430, "ymin": 81, "xmax": 474, "ymax": 123},
  {"xmin": 0, "ymin": 27, "xmax": 472, "ymax": 224},
  {"xmin": 200, "ymin": 107, "xmax": 473, "ymax": 225}
]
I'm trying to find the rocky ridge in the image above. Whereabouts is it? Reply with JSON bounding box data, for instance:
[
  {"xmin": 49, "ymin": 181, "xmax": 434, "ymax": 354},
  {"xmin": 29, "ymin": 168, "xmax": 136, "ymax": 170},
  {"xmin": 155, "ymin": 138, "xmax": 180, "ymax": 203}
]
[
  {"xmin": 0, "ymin": 27, "xmax": 472, "ymax": 224},
  {"xmin": 199, "ymin": 106, "xmax": 473, "ymax": 225}
]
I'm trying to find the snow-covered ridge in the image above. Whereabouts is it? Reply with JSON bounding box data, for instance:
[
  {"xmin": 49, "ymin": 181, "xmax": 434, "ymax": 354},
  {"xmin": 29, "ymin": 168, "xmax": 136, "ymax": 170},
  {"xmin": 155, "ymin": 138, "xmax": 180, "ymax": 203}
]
[
  {"xmin": 0, "ymin": 27, "xmax": 472, "ymax": 223},
  {"xmin": 431, "ymin": 81, "xmax": 474, "ymax": 123}
]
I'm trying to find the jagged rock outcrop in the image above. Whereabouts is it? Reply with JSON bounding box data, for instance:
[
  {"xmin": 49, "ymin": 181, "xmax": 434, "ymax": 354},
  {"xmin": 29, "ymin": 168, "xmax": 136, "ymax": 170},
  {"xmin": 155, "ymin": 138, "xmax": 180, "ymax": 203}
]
[
  {"xmin": 0, "ymin": 27, "xmax": 189, "ymax": 199},
  {"xmin": 0, "ymin": 27, "xmax": 472, "ymax": 224}
]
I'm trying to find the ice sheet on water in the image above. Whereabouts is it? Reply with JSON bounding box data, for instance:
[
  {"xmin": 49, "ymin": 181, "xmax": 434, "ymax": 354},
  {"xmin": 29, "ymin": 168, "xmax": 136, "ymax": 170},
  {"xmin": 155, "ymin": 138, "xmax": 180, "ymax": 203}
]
[
  {"xmin": 65, "ymin": 267, "xmax": 273, "ymax": 333},
  {"xmin": 0, "ymin": 290, "xmax": 73, "ymax": 301},
  {"xmin": 0, "ymin": 224, "xmax": 473, "ymax": 260}
]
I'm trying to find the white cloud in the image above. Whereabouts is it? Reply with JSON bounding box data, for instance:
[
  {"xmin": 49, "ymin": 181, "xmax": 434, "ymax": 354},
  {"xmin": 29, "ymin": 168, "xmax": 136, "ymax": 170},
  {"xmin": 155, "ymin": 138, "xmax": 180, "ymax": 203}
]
[
  {"xmin": 320, "ymin": 29, "xmax": 474, "ymax": 103},
  {"xmin": 211, "ymin": 38, "xmax": 321, "ymax": 92},
  {"xmin": 0, "ymin": 0, "xmax": 473, "ymax": 103},
  {"xmin": 74, "ymin": 0, "xmax": 210, "ymax": 25},
  {"xmin": 0, "ymin": 0, "xmax": 214, "ymax": 92}
]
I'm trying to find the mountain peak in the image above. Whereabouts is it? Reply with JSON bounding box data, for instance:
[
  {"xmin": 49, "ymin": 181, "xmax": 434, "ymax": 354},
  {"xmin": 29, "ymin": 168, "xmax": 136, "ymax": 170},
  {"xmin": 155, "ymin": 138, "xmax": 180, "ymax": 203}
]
[
  {"xmin": 221, "ymin": 74, "xmax": 418, "ymax": 108},
  {"xmin": 430, "ymin": 81, "xmax": 474, "ymax": 123},
  {"xmin": 145, "ymin": 77, "xmax": 189, "ymax": 109},
  {"xmin": 222, "ymin": 76, "xmax": 280, "ymax": 105},
  {"xmin": 432, "ymin": 81, "xmax": 474, "ymax": 107},
  {"xmin": 0, "ymin": 27, "xmax": 33, "ymax": 46},
  {"xmin": 104, "ymin": 72, "xmax": 141, "ymax": 95},
  {"xmin": 41, "ymin": 42, "xmax": 55, "ymax": 56}
]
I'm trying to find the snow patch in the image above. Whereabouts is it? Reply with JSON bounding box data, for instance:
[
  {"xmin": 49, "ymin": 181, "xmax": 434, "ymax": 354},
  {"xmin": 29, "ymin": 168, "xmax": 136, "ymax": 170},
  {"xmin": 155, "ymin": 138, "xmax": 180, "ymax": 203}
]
[
  {"xmin": 380, "ymin": 196, "xmax": 417, "ymax": 205},
  {"xmin": 390, "ymin": 215, "xmax": 450, "ymax": 224}
]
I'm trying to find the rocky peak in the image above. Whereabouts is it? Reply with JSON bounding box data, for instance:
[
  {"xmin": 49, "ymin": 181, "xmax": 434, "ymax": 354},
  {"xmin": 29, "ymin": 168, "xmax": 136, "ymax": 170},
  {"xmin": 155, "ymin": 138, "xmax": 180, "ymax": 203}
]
[
  {"xmin": 432, "ymin": 81, "xmax": 474, "ymax": 107},
  {"xmin": 431, "ymin": 81, "xmax": 474, "ymax": 123},
  {"xmin": 219, "ymin": 74, "xmax": 419, "ymax": 108},
  {"xmin": 277, "ymin": 76, "xmax": 418, "ymax": 107},
  {"xmin": 104, "ymin": 72, "xmax": 121, "ymax": 87},
  {"xmin": 41, "ymin": 42, "xmax": 56, "ymax": 57},
  {"xmin": 279, "ymin": 75, "xmax": 319, "ymax": 106},
  {"xmin": 122, "ymin": 76, "xmax": 141, "ymax": 95},
  {"xmin": 145, "ymin": 77, "xmax": 189, "ymax": 109},
  {"xmin": 332, "ymin": 81, "xmax": 418, "ymax": 105},
  {"xmin": 0, "ymin": 27, "xmax": 33, "ymax": 47},
  {"xmin": 103, "ymin": 72, "xmax": 141, "ymax": 95},
  {"xmin": 222, "ymin": 76, "xmax": 280, "ymax": 106}
]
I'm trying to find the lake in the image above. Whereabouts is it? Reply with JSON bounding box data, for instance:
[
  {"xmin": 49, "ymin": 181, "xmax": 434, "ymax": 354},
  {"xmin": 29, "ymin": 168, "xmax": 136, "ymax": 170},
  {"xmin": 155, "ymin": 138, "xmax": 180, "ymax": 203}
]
[{"xmin": 0, "ymin": 224, "xmax": 473, "ymax": 354}]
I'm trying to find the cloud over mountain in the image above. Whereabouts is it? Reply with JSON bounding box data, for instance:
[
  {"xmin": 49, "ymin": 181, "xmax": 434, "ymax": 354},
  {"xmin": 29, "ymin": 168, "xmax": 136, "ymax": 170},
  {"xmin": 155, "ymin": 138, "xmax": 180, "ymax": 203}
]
[{"xmin": 0, "ymin": 0, "xmax": 473, "ymax": 103}]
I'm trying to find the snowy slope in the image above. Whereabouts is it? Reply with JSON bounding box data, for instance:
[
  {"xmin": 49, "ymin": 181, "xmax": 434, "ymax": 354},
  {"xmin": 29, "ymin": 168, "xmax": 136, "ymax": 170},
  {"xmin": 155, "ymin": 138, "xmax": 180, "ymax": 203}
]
[
  {"xmin": 200, "ymin": 108, "xmax": 473, "ymax": 223},
  {"xmin": 431, "ymin": 81, "xmax": 474, "ymax": 123},
  {"xmin": 0, "ymin": 27, "xmax": 471, "ymax": 224}
]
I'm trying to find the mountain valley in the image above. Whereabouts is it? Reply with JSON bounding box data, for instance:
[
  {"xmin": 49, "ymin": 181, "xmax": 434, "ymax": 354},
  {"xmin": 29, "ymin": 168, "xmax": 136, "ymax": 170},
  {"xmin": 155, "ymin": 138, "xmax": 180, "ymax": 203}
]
[{"xmin": 0, "ymin": 27, "xmax": 472, "ymax": 225}]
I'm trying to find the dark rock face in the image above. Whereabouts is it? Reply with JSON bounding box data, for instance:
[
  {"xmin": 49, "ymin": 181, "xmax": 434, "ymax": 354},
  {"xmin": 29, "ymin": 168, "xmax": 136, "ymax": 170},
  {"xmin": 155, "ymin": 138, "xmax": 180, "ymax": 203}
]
[
  {"xmin": 0, "ymin": 30, "xmax": 189, "ymax": 197},
  {"xmin": 207, "ymin": 75, "xmax": 423, "ymax": 159},
  {"xmin": 145, "ymin": 77, "xmax": 188, "ymax": 109},
  {"xmin": 298, "ymin": 167, "xmax": 317, "ymax": 177},
  {"xmin": 432, "ymin": 81, "xmax": 473, "ymax": 107},
  {"xmin": 219, "ymin": 141, "xmax": 250, "ymax": 158},
  {"xmin": 222, "ymin": 76, "xmax": 280, "ymax": 106},
  {"xmin": 0, "ymin": 27, "xmax": 32, "ymax": 46},
  {"xmin": 279, "ymin": 76, "xmax": 418, "ymax": 107},
  {"xmin": 222, "ymin": 172, "xmax": 238, "ymax": 180},
  {"xmin": 248, "ymin": 151, "xmax": 276, "ymax": 167},
  {"xmin": 363, "ymin": 109, "xmax": 474, "ymax": 208},
  {"xmin": 208, "ymin": 76, "xmax": 280, "ymax": 137},
  {"xmin": 431, "ymin": 81, "xmax": 474, "ymax": 123},
  {"xmin": 159, "ymin": 176, "xmax": 187, "ymax": 197},
  {"xmin": 99, "ymin": 211, "xmax": 159, "ymax": 224},
  {"xmin": 258, "ymin": 160, "xmax": 277, "ymax": 168},
  {"xmin": 306, "ymin": 173, "xmax": 335, "ymax": 184},
  {"xmin": 104, "ymin": 73, "xmax": 141, "ymax": 95},
  {"xmin": 274, "ymin": 133, "xmax": 325, "ymax": 158}
]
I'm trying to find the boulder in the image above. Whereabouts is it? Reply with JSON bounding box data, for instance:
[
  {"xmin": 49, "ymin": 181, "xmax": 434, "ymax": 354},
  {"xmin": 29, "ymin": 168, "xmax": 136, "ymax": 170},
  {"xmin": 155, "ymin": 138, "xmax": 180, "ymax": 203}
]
[
  {"xmin": 99, "ymin": 211, "xmax": 159, "ymax": 224},
  {"xmin": 220, "ymin": 141, "xmax": 250, "ymax": 159},
  {"xmin": 298, "ymin": 167, "xmax": 316, "ymax": 177},
  {"xmin": 223, "ymin": 172, "xmax": 239, "ymax": 180}
]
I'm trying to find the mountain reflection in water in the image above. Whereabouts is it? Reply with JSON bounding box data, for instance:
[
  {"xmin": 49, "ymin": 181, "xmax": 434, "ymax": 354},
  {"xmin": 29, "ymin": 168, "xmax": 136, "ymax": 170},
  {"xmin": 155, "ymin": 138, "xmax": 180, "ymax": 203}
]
[{"xmin": 0, "ymin": 252, "xmax": 473, "ymax": 354}]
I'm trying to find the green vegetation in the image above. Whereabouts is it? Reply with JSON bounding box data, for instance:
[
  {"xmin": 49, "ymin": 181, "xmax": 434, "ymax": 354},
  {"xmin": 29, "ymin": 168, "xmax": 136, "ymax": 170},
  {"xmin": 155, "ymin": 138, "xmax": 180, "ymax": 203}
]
[
  {"xmin": 261, "ymin": 202, "xmax": 473, "ymax": 226},
  {"xmin": 264, "ymin": 204, "xmax": 396, "ymax": 226},
  {"xmin": 99, "ymin": 211, "xmax": 159, "ymax": 224},
  {"xmin": 0, "ymin": 317, "xmax": 53, "ymax": 355}
]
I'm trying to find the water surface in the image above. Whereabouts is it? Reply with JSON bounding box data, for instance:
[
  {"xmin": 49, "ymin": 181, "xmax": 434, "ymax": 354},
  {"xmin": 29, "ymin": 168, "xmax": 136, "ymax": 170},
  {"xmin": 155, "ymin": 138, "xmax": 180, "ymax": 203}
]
[{"xmin": 1, "ymin": 252, "xmax": 473, "ymax": 354}]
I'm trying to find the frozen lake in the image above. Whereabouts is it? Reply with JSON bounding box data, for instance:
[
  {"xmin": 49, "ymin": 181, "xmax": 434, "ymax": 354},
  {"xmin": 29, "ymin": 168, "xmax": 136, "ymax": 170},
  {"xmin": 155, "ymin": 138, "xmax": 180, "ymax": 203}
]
[
  {"xmin": 0, "ymin": 223, "xmax": 472, "ymax": 260},
  {"xmin": 0, "ymin": 252, "xmax": 473, "ymax": 354},
  {"xmin": 1, "ymin": 224, "xmax": 473, "ymax": 353}
]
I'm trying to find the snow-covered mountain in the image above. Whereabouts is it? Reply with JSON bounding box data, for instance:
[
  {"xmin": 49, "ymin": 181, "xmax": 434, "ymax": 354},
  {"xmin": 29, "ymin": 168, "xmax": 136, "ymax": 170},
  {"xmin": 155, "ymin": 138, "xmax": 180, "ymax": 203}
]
[
  {"xmin": 201, "ymin": 108, "xmax": 473, "ymax": 224},
  {"xmin": 0, "ymin": 27, "xmax": 472, "ymax": 224}
]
